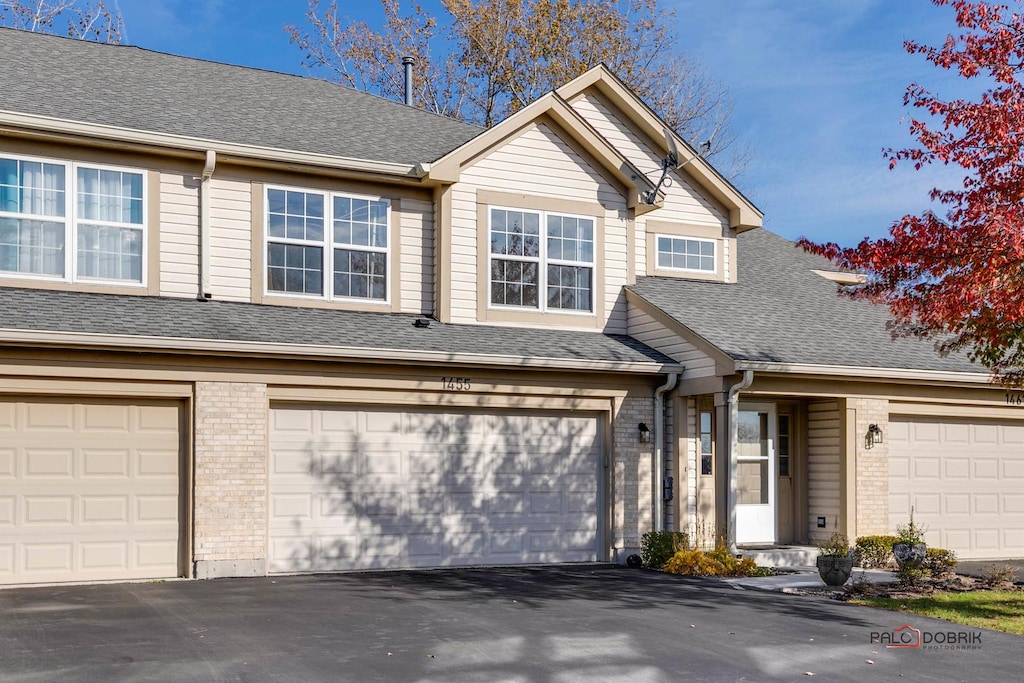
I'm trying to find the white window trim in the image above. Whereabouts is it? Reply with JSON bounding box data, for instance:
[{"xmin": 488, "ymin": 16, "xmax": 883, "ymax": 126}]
[
  {"xmin": 263, "ymin": 184, "xmax": 392, "ymax": 305},
  {"xmin": 486, "ymin": 205, "xmax": 595, "ymax": 315},
  {"xmin": 0, "ymin": 153, "xmax": 148, "ymax": 287},
  {"xmin": 655, "ymin": 234, "xmax": 717, "ymax": 274}
]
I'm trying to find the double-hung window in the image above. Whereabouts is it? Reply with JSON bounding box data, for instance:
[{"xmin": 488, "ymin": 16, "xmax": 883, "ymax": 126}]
[
  {"xmin": 656, "ymin": 235, "xmax": 715, "ymax": 273},
  {"xmin": 0, "ymin": 155, "xmax": 145, "ymax": 284},
  {"xmin": 489, "ymin": 207, "xmax": 594, "ymax": 313},
  {"xmin": 265, "ymin": 187, "xmax": 389, "ymax": 302}
]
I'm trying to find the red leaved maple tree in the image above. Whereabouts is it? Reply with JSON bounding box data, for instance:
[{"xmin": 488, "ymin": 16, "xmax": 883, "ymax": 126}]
[{"xmin": 799, "ymin": 0, "xmax": 1024, "ymax": 385}]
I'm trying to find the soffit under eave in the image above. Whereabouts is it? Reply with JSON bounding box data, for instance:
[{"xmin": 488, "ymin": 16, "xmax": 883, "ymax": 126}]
[
  {"xmin": 557, "ymin": 67, "xmax": 763, "ymax": 231},
  {"xmin": 425, "ymin": 94, "xmax": 654, "ymax": 207}
]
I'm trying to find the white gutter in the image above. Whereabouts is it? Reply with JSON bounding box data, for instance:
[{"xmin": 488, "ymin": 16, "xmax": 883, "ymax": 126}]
[
  {"xmin": 0, "ymin": 110, "xmax": 424, "ymax": 179},
  {"xmin": 733, "ymin": 360, "xmax": 992, "ymax": 385},
  {"xmin": 0, "ymin": 328, "xmax": 683, "ymax": 374},
  {"xmin": 199, "ymin": 150, "xmax": 216, "ymax": 300},
  {"xmin": 653, "ymin": 372, "xmax": 680, "ymax": 532},
  {"xmin": 727, "ymin": 370, "xmax": 754, "ymax": 554}
]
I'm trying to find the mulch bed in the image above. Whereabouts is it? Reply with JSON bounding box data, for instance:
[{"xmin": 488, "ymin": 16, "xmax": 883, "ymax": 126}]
[{"xmin": 791, "ymin": 572, "xmax": 1023, "ymax": 601}]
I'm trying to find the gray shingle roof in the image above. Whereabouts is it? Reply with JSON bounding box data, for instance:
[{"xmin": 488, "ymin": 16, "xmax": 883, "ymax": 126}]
[
  {"xmin": 629, "ymin": 228, "xmax": 982, "ymax": 374},
  {"xmin": 0, "ymin": 287, "xmax": 674, "ymax": 369},
  {"xmin": 0, "ymin": 28, "xmax": 481, "ymax": 165}
]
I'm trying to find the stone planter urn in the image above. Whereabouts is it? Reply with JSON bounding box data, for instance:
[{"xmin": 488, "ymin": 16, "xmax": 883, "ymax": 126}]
[
  {"xmin": 892, "ymin": 541, "xmax": 927, "ymax": 568},
  {"xmin": 816, "ymin": 554, "xmax": 856, "ymax": 587}
]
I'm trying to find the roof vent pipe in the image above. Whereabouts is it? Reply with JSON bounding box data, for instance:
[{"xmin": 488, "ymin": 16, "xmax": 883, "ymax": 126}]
[{"xmin": 402, "ymin": 56, "xmax": 415, "ymax": 106}]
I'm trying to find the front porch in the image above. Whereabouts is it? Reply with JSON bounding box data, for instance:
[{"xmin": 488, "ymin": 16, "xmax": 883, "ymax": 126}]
[{"xmin": 670, "ymin": 390, "xmax": 892, "ymax": 552}]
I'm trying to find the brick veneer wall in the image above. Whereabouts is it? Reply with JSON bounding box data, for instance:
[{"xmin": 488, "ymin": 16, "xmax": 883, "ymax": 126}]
[
  {"xmin": 193, "ymin": 381, "xmax": 268, "ymax": 578},
  {"xmin": 851, "ymin": 397, "xmax": 890, "ymax": 537},
  {"xmin": 612, "ymin": 395, "xmax": 654, "ymax": 559}
]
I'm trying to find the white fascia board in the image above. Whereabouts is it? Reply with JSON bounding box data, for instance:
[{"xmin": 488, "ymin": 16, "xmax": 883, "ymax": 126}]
[
  {"xmin": 734, "ymin": 360, "xmax": 993, "ymax": 385},
  {"xmin": 0, "ymin": 110, "xmax": 423, "ymax": 179},
  {"xmin": 0, "ymin": 328, "xmax": 682, "ymax": 375}
]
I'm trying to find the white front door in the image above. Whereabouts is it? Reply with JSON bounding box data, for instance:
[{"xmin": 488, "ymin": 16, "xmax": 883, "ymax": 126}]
[{"xmin": 735, "ymin": 403, "xmax": 776, "ymax": 544}]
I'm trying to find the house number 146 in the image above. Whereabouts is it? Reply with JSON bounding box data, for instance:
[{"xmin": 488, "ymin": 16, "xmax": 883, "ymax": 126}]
[{"xmin": 441, "ymin": 377, "xmax": 472, "ymax": 391}]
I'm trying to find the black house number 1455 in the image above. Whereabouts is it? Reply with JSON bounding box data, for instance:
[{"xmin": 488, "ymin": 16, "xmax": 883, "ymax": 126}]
[{"xmin": 441, "ymin": 377, "xmax": 472, "ymax": 391}]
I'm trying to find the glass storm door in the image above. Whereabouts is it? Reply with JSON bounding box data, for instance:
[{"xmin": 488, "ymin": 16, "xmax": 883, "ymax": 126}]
[{"xmin": 735, "ymin": 404, "xmax": 776, "ymax": 544}]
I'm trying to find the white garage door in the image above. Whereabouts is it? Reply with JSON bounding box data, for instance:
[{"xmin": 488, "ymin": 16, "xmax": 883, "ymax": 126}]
[
  {"xmin": 889, "ymin": 416, "xmax": 1024, "ymax": 559},
  {"xmin": 0, "ymin": 397, "xmax": 183, "ymax": 585},
  {"xmin": 268, "ymin": 406, "xmax": 603, "ymax": 572}
]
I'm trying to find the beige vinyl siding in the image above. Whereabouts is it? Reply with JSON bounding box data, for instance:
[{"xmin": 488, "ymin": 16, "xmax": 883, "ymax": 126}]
[
  {"xmin": 158, "ymin": 172, "xmax": 199, "ymax": 298},
  {"xmin": 451, "ymin": 122, "xmax": 628, "ymax": 331},
  {"xmin": 627, "ymin": 308, "xmax": 717, "ymax": 377},
  {"xmin": 399, "ymin": 198, "xmax": 434, "ymax": 315},
  {"xmin": 208, "ymin": 177, "xmax": 252, "ymax": 302},
  {"xmin": 572, "ymin": 94, "xmax": 728, "ymax": 227},
  {"xmin": 807, "ymin": 399, "xmax": 841, "ymax": 543},
  {"xmin": 604, "ymin": 207, "xmax": 629, "ymax": 334},
  {"xmin": 571, "ymin": 94, "xmax": 729, "ymax": 280}
]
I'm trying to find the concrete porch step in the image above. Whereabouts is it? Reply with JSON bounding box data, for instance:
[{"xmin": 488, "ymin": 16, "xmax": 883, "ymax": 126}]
[{"xmin": 737, "ymin": 545, "xmax": 819, "ymax": 568}]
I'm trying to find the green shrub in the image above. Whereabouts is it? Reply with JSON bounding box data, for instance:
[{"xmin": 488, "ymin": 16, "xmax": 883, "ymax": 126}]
[
  {"xmin": 640, "ymin": 531, "xmax": 689, "ymax": 569},
  {"xmin": 897, "ymin": 563, "xmax": 928, "ymax": 586},
  {"xmin": 896, "ymin": 516, "xmax": 927, "ymax": 544},
  {"xmin": 923, "ymin": 547, "xmax": 958, "ymax": 576},
  {"xmin": 855, "ymin": 535, "xmax": 899, "ymax": 568},
  {"xmin": 817, "ymin": 532, "xmax": 852, "ymax": 557},
  {"xmin": 983, "ymin": 564, "xmax": 1017, "ymax": 585}
]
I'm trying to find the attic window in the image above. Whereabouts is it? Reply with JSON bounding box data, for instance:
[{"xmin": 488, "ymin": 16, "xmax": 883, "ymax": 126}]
[{"xmin": 656, "ymin": 235, "xmax": 715, "ymax": 273}]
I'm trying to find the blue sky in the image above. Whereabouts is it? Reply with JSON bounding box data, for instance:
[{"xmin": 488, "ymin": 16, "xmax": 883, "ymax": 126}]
[{"xmin": 113, "ymin": 0, "xmax": 972, "ymax": 246}]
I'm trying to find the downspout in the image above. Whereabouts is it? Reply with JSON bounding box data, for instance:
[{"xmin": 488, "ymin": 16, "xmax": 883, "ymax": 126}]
[
  {"xmin": 727, "ymin": 370, "xmax": 754, "ymax": 553},
  {"xmin": 654, "ymin": 371, "xmax": 681, "ymax": 532},
  {"xmin": 199, "ymin": 150, "xmax": 216, "ymax": 300}
]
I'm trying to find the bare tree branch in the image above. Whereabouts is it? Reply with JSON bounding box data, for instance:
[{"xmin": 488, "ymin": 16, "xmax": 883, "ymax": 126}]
[
  {"xmin": 286, "ymin": 0, "xmax": 747, "ymax": 176},
  {"xmin": 0, "ymin": 0, "xmax": 123, "ymax": 43}
]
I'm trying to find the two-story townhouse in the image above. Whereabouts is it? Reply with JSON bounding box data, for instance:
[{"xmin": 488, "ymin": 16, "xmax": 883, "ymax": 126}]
[{"xmin": 0, "ymin": 28, "xmax": 1018, "ymax": 587}]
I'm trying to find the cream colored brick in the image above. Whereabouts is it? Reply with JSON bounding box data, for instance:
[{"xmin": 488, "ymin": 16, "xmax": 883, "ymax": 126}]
[{"xmin": 193, "ymin": 381, "xmax": 268, "ymax": 574}]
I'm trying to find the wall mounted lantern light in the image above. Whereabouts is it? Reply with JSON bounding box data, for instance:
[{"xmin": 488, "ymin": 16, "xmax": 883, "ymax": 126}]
[
  {"xmin": 638, "ymin": 422, "xmax": 652, "ymax": 443},
  {"xmin": 866, "ymin": 423, "xmax": 884, "ymax": 449}
]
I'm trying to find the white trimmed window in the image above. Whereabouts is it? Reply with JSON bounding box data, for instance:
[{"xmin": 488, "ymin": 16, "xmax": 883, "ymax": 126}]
[
  {"xmin": 0, "ymin": 155, "xmax": 145, "ymax": 284},
  {"xmin": 656, "ymin": 235, "xmax": 715, "ymax": 273},
  {"xmin": 265, "ymin": 187, "xmax": 389, "ymax": 301},
  {"xmin": 488, "ymin": 207, "xmax": 594, "ymax": 313}
]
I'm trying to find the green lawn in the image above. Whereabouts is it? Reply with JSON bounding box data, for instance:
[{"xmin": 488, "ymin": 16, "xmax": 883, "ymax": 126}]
[{"xmin": 852, "ymin": 591, "xmax": 1024, "ymax": 636}]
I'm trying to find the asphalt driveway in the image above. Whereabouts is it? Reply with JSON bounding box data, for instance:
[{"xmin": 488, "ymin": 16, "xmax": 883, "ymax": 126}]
[{"xmin": 0, "ymin": 565, "xmax": 1019, "ymax": 682}]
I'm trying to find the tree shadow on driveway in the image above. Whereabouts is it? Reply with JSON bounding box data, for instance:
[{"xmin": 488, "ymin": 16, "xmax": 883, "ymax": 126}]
[{"xmin": 264, "ymin": 563, "xmax": 879, "ymax": 628}]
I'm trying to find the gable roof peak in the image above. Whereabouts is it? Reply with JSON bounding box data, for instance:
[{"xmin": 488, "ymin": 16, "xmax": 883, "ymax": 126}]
[{"xmin": 556, "ymin": 65, "xmax": 762, "ymax": 231}]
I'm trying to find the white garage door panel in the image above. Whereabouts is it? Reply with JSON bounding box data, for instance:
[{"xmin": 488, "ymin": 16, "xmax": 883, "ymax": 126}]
[
  {"xmin": 889, "ymin": 416, "xmax": 1024, "ymax": 560},
  {"xmin": 0, "ymin": 398, "xmax": 182, "ymax": 584},
  {"xmin": 268, "ymin": 407, "xmax": 602, "ymax": 572}
]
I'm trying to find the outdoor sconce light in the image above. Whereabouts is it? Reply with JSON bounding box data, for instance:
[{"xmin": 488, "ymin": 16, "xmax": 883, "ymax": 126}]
[
  {"xmin": 638, "ymin": 422, "xmax": 652, "ymax": 443},
  {"xmin": 866, "ymin": 423, "xmax": 884, "ymax": 449}
]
